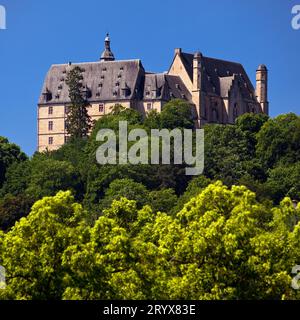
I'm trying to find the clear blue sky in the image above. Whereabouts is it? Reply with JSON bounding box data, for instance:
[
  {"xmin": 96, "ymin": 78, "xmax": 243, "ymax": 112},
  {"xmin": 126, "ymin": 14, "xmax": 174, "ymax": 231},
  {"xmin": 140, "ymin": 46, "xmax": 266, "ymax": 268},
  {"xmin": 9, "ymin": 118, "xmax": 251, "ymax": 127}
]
[{"xmin": 0, "ymin": 0, "xmax": 299, "ymax": 155}]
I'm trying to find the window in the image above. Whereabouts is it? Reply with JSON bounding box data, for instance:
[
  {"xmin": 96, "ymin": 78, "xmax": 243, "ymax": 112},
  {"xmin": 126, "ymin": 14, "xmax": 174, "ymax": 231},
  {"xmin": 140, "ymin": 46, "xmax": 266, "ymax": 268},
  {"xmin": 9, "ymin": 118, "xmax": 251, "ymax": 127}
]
[
  {"xmin": 147, "ymin": 103, "xmax": 152, "ymax": 111},
  {"xmin": 48, "ymin": 106, "xmax": 53, "ymax": 115},
  {"xmin": 48, "ymin": 121, "xmax": 53, "ymax": 131},
  {"xmin": 233, "ymin": 103, "xmax": 238, "ymax": 121},
  {"xmin": 64, "ymin": 136, "xmax": 70, "ymax": 143},
  {"xmin": 48, "ymin": 137, "xmax": 53, "ymax": 145},
  {"xmin": 65, "ymin": 121, "xmax": 68, "ymax": 130},
  {"xmin": 212, "ymin": 108, "xmax": 218, "ymax": 123},
  {"xmin": 65, "ymin": 106, "xmax": 69, "ymax": 114},
  {"xmin": 99, "ymin": 104, "xmax": 104, "ymax": 113}
]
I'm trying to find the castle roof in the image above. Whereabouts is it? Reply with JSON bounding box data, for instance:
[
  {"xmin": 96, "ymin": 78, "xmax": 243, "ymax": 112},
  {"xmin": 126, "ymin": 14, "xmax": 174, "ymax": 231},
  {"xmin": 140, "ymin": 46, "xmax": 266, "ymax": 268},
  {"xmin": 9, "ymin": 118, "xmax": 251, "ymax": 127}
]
[
  {"xmin": 180, "ymin": 52, "xmax": 256, "ymax": 101},
  {"xmin": 38, "ymin": 60, "xmax": 191, "ymax": 105},
  {"xmin": 39, "ymin": 59, "xmax": 144, "ymax": 104}
]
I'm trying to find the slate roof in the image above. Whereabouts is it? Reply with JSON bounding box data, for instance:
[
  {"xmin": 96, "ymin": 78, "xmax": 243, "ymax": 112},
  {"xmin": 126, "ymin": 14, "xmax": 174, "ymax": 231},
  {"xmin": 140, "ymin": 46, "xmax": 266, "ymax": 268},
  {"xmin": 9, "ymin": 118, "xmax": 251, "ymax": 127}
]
[
  {"xmin": 39, "ymin": 59, "xmax": 144, "ymax": 105},
  {"xmin": 143, "ymin": 73, "xmax": 192, "ymax": 102},
  {"xmin": 180, "ymin": 52, "xmax": 256, "ymax": 101},
  {"xmin": 39, "ymin": 60, "xmax": 192, "ymax": 105}
]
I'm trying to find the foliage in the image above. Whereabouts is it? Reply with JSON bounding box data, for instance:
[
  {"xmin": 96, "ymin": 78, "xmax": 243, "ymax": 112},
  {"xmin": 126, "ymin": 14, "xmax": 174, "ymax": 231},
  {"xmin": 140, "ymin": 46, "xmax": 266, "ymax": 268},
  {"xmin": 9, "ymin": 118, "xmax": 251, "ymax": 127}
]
[
  {"xmin": 0, "ymin": 137, "xmax": 27, "ymax": 188},
  {"xmin": 25, "ymin": 159, "xmax": 82, "ymax": 201},
  {"xmin": 256, "ymin": 113, "xmax": 300, "ymax": 169},
  {"xmin": 1, "ymin": 184, "xmax": 300, "ymax": 300},
  {"xmin": 100, "ymin": 178, "xmax": 149, "ymax": 210},
  {"xmin": 159, "ymin": 99, "xmax": 195, "ymax": 130},
  {"xmin": 65, "ymin": 66, "xmax": 92, "ymax": 139}
]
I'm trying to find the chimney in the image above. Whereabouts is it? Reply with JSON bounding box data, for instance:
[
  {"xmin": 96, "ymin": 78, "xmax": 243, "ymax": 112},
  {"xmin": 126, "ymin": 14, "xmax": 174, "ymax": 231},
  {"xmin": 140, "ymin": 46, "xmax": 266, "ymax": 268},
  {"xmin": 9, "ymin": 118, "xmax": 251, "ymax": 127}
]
[
  {"xmin": 174, "ymin": 48, "xmax": 182, "ymax": 56},
  {"xmin": 256, "ymin": 64, "xmax": 269, "ymax": 115}
]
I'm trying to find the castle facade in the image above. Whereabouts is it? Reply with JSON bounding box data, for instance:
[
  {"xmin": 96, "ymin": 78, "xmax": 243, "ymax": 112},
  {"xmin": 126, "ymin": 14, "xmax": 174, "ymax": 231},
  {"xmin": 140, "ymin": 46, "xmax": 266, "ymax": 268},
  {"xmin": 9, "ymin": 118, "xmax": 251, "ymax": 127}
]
[{"xmin": 38, "ymin": 34, "xmax": 268, "ymax": 151}]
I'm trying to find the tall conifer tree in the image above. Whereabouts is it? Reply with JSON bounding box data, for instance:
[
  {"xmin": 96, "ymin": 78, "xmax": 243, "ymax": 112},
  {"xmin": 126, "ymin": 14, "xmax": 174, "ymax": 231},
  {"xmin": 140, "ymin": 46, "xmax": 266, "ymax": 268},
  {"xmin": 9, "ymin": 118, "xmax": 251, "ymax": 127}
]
[{"xmin": 65, "ymin": 66, "xmax": 92, "ymax": 139}]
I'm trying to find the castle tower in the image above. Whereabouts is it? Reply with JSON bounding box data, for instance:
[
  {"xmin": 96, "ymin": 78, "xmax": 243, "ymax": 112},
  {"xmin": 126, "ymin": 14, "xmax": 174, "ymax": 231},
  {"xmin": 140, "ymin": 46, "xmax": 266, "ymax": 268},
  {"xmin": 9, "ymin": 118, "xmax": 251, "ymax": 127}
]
[
  {"xmin": 192, "ymin": 51, "xmax": 202, "ymax": 125},
  {"xmin": 100, "ymin": 33, "xmax": 115, "ymax": 61},
  {"xmin": 256, "ymin": 64, "xmax": 269, "ymax": 115}
]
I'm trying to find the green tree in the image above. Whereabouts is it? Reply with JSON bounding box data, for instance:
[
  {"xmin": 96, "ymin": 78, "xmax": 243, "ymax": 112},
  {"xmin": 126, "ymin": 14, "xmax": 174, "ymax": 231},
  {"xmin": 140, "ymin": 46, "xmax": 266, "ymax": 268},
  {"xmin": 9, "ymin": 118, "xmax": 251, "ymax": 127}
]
[
  {"xmin": 1, "ymin": 184, "xmax": 300, "ymax": 300},
  {"xmin": 204, "ymin": 124, "xmax": 250, "ymax": 185},
  {"xmin": 264, "ymin": 163, "xmax": 300, "ymax": 203},
  {"xmin": 65, "ymin": 66, "xmax": 92, "ymax": 139},
  {"xmin": 26, "ymin": 159, "xmax": 82, "ymax": 200},
  {"xmin": 0, "ymin": 191, "xmax": 87, "ymax": 299},
  {"xmin": 100, "ymin": 178, "xmax": 149, "ymax": 210},
  {"xmin": 256, "ymin": 113, "xmax": 300, "ymax": 169},
  {"xmin": 148, "ymin": 188, "xmax": 177, "ymax": 213},
  {"xmin": 0, "ymin": 137, "xmax": 27, "ymax": 188},
  {"xmin": 160, "ymin": 99, "xmax": 195, "ymax": 130},
  {"xmin": 0, "ymin": 194, "xmax": 34, "ymax": 231}
]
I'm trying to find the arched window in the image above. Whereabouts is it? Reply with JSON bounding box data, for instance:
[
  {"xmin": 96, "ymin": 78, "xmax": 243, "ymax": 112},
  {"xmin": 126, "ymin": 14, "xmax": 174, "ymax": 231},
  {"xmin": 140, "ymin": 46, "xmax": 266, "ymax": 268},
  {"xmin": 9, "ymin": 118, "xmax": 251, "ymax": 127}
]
[{"xmin": 212, "ymin": 108, "xmax": 218, "ymax": 123}]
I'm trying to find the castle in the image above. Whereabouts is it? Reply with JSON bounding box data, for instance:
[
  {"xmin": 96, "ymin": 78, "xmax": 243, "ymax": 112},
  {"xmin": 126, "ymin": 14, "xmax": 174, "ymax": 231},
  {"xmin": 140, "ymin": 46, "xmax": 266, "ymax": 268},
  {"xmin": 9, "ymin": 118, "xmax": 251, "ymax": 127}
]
[{"xmin": 38, "ymin": 34, "xmax": 268, "ymax": 151}]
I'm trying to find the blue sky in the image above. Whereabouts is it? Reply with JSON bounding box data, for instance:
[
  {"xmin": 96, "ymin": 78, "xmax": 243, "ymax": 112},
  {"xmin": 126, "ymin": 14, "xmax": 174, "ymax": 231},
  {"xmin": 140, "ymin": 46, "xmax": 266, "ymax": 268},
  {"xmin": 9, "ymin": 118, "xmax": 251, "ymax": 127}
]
[{"xmin": 0, "ymin": 0, "xmax": 299, "ymax": 155}]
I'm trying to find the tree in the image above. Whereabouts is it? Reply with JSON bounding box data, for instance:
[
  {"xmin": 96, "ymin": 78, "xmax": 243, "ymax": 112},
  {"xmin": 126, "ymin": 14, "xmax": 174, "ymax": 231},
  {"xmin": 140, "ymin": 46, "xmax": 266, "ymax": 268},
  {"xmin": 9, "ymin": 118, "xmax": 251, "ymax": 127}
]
[
  {"xmin": 0, "ymin": 191, "xmax": 86, "ymax": 299},
  {"xmin": 0, "ymin": 160, "xmax": 31, "ymax": 197},
  {"xmin": 0, "ymin": 137, "xmax": 27, "ymax": 188},
  {"xmin": 25, "ymin": 159, "xmax": 82, "ymax": 200},
  {"xmin": 264, "ymin": 163, "xmax": 300, "ymax": 203},
  {"xmin": 160, "ymin": 99, "xmax": 195, "ymax": 130},
  {"xmin": 1, "ymin": 184, "xmax": 300, "ymax": 300},
  {"xmin": 65, "ymin": 66, "xmax": 92, "ymax": 139},
  {"xmin": 100, "ymin": 178, "xmax": 149, "ymax": 210},
  {"xmin": 0, "ymin": 194, "xmax": 34, "ymax": 231},
  {"xmin": 236, "ymin": 112, "xmax": 269, "ymax": 156},
  {"xmin": 172, "ymin": 175, "xmax": 211, "ymax": 214},
  {"xmin": 256, "ymin": 113, "xmax": 300, "ymax": 169},
  {"xmin": 148, "ymin": 188, "xmax": 177, "ymax": 213},
  {"xmin": 204, "ymin": 124, "xmax": 250, "ymax": 185}
]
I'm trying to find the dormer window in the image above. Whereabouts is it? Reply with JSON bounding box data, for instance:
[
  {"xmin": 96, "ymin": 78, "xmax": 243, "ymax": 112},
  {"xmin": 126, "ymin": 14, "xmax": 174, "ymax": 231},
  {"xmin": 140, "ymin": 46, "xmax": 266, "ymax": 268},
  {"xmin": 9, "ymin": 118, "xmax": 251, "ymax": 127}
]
[
  {"xmin": 101, "ymin": 75, "xmax": 105, "ymax": 79},
  {"xmin": 42, "ymin": 88, "xmax": 52, "ymax": 102},
  {"xmin": 175, "ymin": 84, "xmax": 180, "ymax": 90},
  {"xmin": 58, "ymin": 84, "xmax": 63, "ymax": 90},
  {"xmin": 120, "ymin": 67, "xmax": 124, "ymax": 71},
  {"xmin": 118, "ymin": 74, "xmax": 122, "ymax": 78},
  {"xmin": 115, "ymin": 81, "xmax": 120, "ymax": 87}
]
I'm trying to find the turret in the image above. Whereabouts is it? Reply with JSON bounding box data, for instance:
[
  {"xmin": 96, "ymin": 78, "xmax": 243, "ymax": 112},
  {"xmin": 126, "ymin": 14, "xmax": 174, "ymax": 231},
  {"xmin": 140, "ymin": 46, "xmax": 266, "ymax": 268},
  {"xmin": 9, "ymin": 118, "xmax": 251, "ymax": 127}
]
[
  {"xmin": 192, "ymin": 51, "xmax": 203, "ymax": 124},
  {"xmin": 256, "ymin": 64, "xmax": 269, "ymax": 115},
  {"xmin": 100, "ymin": 33, "xmax": 115, "ymax": 61}
]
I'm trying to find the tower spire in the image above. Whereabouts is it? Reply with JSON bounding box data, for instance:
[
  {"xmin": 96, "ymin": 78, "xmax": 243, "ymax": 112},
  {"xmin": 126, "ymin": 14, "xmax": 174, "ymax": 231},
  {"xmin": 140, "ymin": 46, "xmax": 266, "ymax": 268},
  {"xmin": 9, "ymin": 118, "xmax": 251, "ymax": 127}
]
[{"xmin": 100, "ymin": 33, "xmax": 115, "ymax": 61}]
